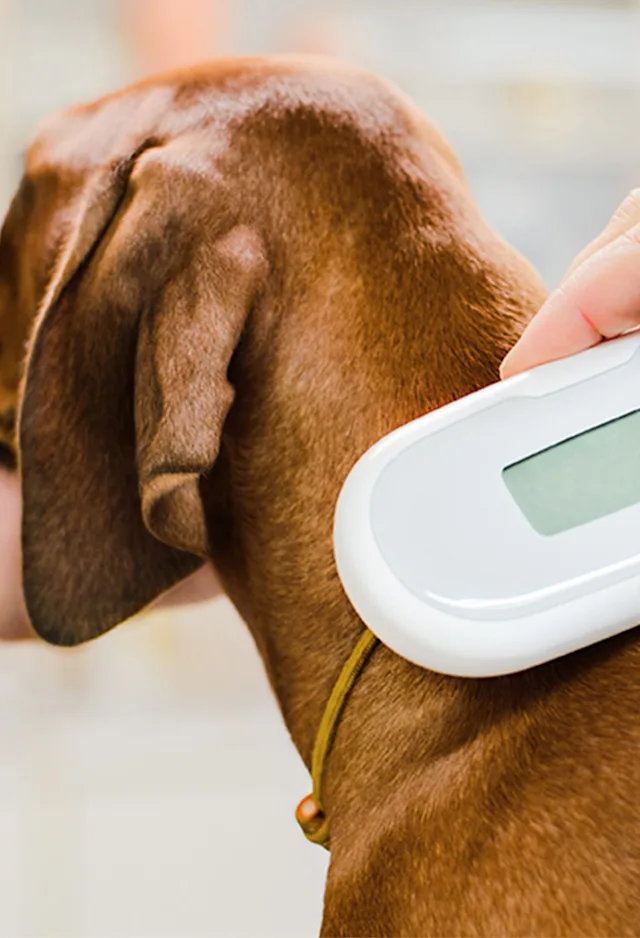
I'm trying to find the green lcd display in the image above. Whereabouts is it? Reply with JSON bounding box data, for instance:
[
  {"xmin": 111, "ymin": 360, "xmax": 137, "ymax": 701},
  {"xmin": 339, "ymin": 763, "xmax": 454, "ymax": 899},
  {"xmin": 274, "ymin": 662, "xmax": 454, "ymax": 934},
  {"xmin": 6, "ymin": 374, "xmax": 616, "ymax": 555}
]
[{"xmin": 503, "ymin": 409, "xmax": 640, "ymax": 536}]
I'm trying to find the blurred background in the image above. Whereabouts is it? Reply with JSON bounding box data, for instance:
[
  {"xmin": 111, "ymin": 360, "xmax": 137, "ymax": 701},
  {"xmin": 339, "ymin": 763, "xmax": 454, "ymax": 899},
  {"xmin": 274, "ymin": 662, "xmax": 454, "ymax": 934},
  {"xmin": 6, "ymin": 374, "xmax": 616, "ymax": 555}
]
[{"xmin": 1, "ymin": 1, "xmax": 640, "ymax": 935}]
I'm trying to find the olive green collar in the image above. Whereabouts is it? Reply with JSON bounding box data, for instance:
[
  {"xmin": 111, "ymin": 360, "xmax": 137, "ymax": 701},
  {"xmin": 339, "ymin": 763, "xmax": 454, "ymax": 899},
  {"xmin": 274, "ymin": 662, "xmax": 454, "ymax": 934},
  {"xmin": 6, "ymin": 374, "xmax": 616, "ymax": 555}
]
[{"xmin": 295, "ymin": 628, "xmax": 380, "ymax": 849}]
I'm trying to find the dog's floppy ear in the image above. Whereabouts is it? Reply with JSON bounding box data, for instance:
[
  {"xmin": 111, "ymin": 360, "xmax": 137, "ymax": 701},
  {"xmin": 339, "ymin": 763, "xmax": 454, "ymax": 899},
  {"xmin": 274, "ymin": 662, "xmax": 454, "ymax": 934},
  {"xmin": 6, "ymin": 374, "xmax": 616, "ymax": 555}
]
[{"xmin": 19, "ymin": 138, "xmax": 267, "ymax": 645}]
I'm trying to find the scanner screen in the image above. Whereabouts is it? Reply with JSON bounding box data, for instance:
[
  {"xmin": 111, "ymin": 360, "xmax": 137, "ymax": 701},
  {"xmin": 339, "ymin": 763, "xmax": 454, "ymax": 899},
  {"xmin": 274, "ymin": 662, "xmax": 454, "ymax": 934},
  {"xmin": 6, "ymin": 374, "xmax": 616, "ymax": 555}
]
[{"xmin": 503, "ymin": 409, "xmax": 640, "ymax": 536}]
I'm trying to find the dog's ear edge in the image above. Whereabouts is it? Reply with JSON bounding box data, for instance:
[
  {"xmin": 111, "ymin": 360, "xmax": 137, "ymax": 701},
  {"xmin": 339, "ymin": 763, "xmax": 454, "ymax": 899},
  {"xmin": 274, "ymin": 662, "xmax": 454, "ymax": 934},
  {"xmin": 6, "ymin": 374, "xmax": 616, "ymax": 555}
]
[{"xmin": 18, "ymin": 143, "xmax": 266, "ymax": 646}]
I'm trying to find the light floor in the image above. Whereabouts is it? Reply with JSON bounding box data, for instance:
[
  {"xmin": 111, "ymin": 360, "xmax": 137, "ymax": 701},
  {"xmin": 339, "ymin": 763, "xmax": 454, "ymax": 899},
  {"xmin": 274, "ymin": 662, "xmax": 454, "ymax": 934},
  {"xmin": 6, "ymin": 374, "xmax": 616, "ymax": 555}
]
[{"xmin": 0, "ymin": 598, "xmax": 329, "ymax": 938}]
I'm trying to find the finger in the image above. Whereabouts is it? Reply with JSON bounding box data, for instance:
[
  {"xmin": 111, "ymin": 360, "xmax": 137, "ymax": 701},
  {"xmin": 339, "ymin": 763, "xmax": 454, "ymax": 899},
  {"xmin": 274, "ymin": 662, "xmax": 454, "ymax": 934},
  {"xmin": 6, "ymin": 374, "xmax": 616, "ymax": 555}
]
[
  {"xmin": 501, "ymin": 222, "xmax": 640, "ymax": 378},
  {"xmin": 0, "ymin": 468, "xmax": 33, "ymax": 641},
  {"xmin": 563, "ymin": 188, "xmax": 640, "ymax": 280}
]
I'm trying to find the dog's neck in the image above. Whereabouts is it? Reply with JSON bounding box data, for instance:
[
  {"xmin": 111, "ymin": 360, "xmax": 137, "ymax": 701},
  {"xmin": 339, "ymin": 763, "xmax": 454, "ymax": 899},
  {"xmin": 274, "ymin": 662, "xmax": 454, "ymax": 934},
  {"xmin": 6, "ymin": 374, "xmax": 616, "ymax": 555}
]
[
  {"xmin": 214, "ymin": 507, "xmax": 483, "ymax": 805},
  {"xmin": 217, "ymin": 558, "xmax": 369, "ymax": 765},
  {"xmin": 205, "ymin": 297, "xmax": 640, "ymax": 936},
  {"xmin": 204, "ymin": 218, "xmax": 552, "ymax": 842},
  {"xmin": 209, "ymin": 286, "xmax": 529, "ymax": 765}
]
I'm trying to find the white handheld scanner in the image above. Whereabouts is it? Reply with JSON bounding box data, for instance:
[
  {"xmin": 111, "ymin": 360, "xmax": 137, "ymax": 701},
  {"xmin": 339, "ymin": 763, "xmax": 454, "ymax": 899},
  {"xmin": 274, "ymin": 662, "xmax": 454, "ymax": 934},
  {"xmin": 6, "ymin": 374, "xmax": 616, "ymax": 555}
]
[{"xmin": 334, "ymin": 332, "xmax": 640, "ymax": 677}]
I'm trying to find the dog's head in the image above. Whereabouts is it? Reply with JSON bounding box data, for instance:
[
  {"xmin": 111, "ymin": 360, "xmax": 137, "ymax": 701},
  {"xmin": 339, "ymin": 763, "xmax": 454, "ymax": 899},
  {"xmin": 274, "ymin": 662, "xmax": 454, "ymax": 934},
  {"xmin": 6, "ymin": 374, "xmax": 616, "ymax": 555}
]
[{"xmin": 0, "ymin": 57, "xmax": 546, "ymax": 649}]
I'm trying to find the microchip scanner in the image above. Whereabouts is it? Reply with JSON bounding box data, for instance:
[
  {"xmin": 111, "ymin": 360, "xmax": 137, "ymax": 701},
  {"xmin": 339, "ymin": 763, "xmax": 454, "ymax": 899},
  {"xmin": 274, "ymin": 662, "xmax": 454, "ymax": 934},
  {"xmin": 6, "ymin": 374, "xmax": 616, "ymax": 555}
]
[{"xmin": 334, "ymin": 332, "xmax": 640, "ymax": 677}]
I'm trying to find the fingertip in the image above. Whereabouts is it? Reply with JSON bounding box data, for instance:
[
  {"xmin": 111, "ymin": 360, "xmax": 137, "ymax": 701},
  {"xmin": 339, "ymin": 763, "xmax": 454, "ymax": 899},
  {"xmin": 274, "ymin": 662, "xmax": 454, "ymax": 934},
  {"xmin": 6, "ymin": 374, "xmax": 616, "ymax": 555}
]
[
  {"xmin": 499, "ymin": 286, "xmax": 602, "ymax": 378},
  {"xmin": 499, "ymin": 349, "xmax": 517, "ymax": 380},
  {"xmin": 499, "ymin": 307, "xmax": 553, "ymax": 379}
]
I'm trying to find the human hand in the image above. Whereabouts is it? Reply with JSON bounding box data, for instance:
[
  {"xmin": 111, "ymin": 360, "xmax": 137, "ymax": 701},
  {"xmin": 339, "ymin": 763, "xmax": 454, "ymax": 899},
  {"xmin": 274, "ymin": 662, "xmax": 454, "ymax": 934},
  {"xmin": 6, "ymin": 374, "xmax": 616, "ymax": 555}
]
[
  {"xmin": 0, "ymin": 468, "xmax": 33, "ymax": 640},
  {"xmin": 501, "ymin": 190, "xmax": 640, "ymax": 379}
]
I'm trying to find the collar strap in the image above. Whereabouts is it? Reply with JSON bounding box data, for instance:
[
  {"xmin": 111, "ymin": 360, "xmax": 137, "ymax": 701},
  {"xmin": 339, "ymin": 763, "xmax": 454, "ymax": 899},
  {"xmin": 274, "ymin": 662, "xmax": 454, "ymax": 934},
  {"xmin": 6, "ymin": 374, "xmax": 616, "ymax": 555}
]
[{"xmin": 295, "ymin": 628, "xmax": 380, "ymax": 849}]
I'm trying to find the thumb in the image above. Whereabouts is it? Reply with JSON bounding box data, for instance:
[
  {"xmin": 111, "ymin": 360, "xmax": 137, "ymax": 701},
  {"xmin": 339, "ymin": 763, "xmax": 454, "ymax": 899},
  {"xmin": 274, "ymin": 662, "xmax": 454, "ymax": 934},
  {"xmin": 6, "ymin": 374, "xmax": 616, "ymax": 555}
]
[{"xmin": 501, "ymin": 222, "xmax": 640, "ymax": 379}]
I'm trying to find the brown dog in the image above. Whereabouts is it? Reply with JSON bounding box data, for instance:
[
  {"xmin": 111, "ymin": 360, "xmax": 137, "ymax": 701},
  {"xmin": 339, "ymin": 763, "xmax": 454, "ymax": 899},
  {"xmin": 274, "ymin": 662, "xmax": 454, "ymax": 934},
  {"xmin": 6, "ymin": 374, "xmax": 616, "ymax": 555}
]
[{"xmin": 1, "ymin": 57, "xmax": 638, "ymax": 937}]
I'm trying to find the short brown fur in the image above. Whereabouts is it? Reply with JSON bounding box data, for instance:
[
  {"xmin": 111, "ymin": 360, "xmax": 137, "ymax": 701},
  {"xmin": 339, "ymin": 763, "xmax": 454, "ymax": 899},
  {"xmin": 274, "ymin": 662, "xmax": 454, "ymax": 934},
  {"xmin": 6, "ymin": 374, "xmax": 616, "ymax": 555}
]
[{"xmin": 0, "ymin": 56, "xmax": 637, "ymax": 937}]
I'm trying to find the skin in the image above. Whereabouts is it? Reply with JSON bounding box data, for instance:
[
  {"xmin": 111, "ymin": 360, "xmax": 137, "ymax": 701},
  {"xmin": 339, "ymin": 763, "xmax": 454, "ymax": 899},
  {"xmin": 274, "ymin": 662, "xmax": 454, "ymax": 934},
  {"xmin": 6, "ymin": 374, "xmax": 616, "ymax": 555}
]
[
  {"xmin": 502, "ymin": 189, "xmax": 640, "ymax": 377},
  {"xmin": 0, "ymin": 468, "xmax": 29, "ymax": 639},
  {"xmin": 0, "ymin": 57, "xmax": 638, "ymax": 937}
]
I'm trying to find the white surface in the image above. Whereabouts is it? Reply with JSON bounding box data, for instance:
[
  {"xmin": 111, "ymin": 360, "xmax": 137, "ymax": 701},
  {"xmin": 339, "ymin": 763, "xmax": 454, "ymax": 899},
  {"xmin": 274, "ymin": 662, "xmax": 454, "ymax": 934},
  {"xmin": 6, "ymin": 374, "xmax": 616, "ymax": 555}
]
[
  {"xmin": 0, "ymin": 598, "xmax": 328, "ymax": 938},
  {"xmin": 335, "ymin": 333, "xmax": 640, "ymax": 676}
]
